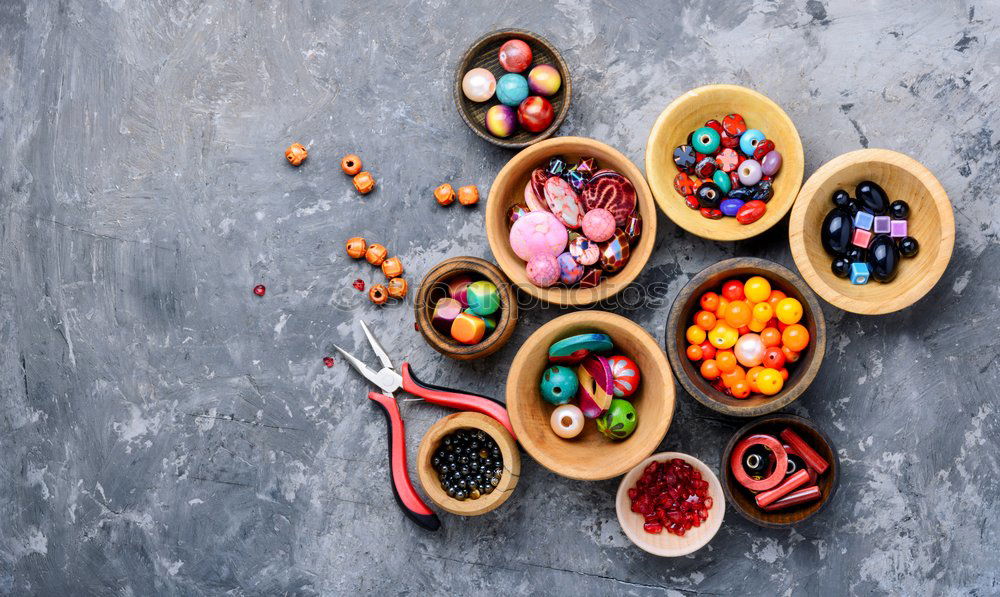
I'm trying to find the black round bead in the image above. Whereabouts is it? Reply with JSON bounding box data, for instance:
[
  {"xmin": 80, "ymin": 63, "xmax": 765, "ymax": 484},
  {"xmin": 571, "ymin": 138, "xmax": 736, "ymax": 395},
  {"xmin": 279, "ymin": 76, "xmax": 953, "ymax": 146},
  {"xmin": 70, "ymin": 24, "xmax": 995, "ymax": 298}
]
[
  {"xmin": 831, "ymin": 257, "xmax": 851, "ymax": 278},
  {"xmin": 832, "ymin": 189, "xmax": 851, "ymax": 208},
  {"xmin": 889, "ymin": 200, "xmax": 909, "ymax": 219},
  {"xmin": 846, "ymin": 247, "xmax": 866, "ymax": 263},
  {"xmin": 899, "ymin": 236, "xmax": 919, "ymax": 257}
]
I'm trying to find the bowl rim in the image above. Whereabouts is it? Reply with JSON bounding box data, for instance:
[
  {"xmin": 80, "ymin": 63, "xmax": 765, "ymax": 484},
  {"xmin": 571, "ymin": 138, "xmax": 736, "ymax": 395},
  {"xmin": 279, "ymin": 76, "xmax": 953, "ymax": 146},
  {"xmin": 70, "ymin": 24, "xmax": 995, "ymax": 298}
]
[
  {"xmin": 485, "ymin": 136, "xmax": 657, "ymax": 307},
  {"xmin": 416, "ymin": 411, "xmax": 521, "ymax": 516},
  {"xmin": 644, "ymin": 83, "xmax": 805, "ymax": 241},
  {"xmin": 615, "ymin": 451, "xmax": 726, "ymax": 557},
  {"xmin": 788, "ymin": 148, "xmax": 956, "ymax": 315},
  {"xmin": 506, "ymin": 310, "xmax": 675, "ymax": 480},
  {"xmin": 454, "ymin": 28, "xmax": 572, "ymax": 149},
  {"xmin": 665, "ymin": 257, "xmax": 827, "ymax": 417},
  {"xmin": 413, "ymin": 256, "xmax": 518, "ymax": 359},
  {"xmin": 719, "ymin": 413, "xmax": 839, "ymax": 527}
]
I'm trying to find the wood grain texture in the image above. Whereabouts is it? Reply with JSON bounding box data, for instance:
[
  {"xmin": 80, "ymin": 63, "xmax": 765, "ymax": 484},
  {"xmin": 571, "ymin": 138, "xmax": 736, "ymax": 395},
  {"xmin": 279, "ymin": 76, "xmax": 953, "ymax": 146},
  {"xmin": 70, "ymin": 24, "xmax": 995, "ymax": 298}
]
[
  {"xmin": 719, "ymin": 414, "xmax": 839, "ymax": 528},
  {"xmin": 485, "ymin": 136, "xmax": 657, "ymax": 306},
  {"xmin": 788, "ymin": 148, "xmax": 955, "ymax": 315},
  {"xmin": 645, "ymin": 84, "xmax": 805, "ymax": 241},
  {"xmin": 665, "ymin": 257, "xmax": 826, "ymax": 417},
  {"xmin": 413, "ymin": 256, "xmax": 517, "ymax": 360},
  {"xmin": 454, "ymin": 29, "xmax": 571, "ymax": 149},
  {"xmin": 615, "ymin": 452, "xmax": 725, "ymax": 557},
  {"xmin": 506, "ymin": 311, "xmax": 674, "ymax": 481},
  {"xmin": 416, "ymin": 412, "xmax": 520, "ymax": 516}
]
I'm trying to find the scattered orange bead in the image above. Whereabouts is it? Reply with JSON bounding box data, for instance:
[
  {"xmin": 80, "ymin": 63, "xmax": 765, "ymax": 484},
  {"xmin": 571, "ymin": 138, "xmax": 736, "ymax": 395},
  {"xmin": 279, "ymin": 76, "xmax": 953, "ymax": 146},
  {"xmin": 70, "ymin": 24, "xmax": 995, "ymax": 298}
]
[
  {"xmin": 369, "ymin": 284, "xmax": 388, "ymax": 305},
  {"xmin": 724, "ymin": 300, "xmax": 752, "ymax": 328},
  {"xmin": 382, "ymin": 256, "xmax": 404, "ymax": 279},
  {"xmin": 365, "ymin": 244, "xmax": 388, "ymax": 266},
  {"xmin": 759, "ymin": 327, "xmax": 781, "ymax": 347},
  {"xmin": 731, "ymin": 381, "xmax": 751, "ymax": 399},
  {"xmin": 715, "ymin": 350, "xmax": 737, "ymax": 373},
  {"xmin": 782, "ymin": 323, "xmax": 810, "ymax": 351},
  {"xmin": 716, "ymin": 297, "xmax": 730, "ymax": 317},
  {"xmin": 345, "ymin": 237, "xmax": 367, "ymax": 259},
  {"xmin": 720, "ymin": 366, "xmax": 746, "ymax": 389},
  {"xmin": 341, "ymin": 154, "xmax": 362, "ymax": 175},
  {"xmin": 700, "ymin": 292, "xmax": 720, "ymax": 312},
  {"xmin": 694, "ymin": 310, "xmax": 717, "ymax": 331},
  {"xmin": 781, "ymin": 345, "xmax": 801, "ymax": 363},
  {"xmin": 686, "ymin": 325, "xmax": 707, "ymax": 345},
  {"xmin": 387, "ymin": 277, "xmax": 408, "ymax": 299},
  {"xmin": 746, "ymin": 366, "xmax": 765, "ymax": 393},
  {"xmin": 434, "ymin": 183, "xmax": 455, "ymax": 206},
  {"xmin": 285, "ymin": 142, "xmax": 308, "ymax": 166},
  {"xmin": 457, "ymin": 185, "xmax": 479, "ymax": 206},
  {"xmin": 353, "ymin": 171, "xmax": 376, "ymax": 194},
  {"xmin": 686, "ymin": 344, "xmax": 703, "ymax": 361},
  {"xmin": 700, "ymin": 359, "xmax": 720, "ymax": 380}
]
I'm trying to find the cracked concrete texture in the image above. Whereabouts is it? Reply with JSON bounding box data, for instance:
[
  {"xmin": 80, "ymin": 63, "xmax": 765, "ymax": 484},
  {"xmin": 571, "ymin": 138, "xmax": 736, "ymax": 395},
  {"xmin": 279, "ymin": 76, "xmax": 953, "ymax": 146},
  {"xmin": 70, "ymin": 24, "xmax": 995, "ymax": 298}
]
[{"xmin": 1, "ymin": 0, "xmax": 997, "ymax": 595}]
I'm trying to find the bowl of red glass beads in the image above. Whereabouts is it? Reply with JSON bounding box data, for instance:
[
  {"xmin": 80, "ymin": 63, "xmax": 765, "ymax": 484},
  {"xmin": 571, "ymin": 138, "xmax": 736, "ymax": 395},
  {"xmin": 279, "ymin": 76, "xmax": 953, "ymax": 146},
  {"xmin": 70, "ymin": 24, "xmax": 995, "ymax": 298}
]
[
  {"xmin": 646, "ymin": 85, "xmax": 804, "ymax": 241},
  {"xmin": 486, "ymin": 136, "xmax": 656, "ymax": 307},
  {"xmin": 721, "ymin": 414, "xmax": 839, "ymax": 527},
  {"xmin": 616, "ymin": 452, "xmax": 725, "ymax": 557}
]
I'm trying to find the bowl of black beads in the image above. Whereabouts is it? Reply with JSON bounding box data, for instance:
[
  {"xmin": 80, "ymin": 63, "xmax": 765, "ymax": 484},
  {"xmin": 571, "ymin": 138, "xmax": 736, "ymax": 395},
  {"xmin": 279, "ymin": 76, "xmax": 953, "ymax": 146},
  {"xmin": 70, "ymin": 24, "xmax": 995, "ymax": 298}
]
[{"xmin": 417, "ymin": 412, "xmax": 520, "ymax": 516}]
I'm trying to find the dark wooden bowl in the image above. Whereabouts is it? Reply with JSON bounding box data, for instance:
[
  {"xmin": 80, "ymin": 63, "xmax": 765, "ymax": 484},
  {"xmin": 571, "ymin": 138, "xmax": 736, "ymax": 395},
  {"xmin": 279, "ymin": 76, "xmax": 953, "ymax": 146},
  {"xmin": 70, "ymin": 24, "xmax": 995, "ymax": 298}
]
[
  {"xmin": 454, "ymin": 29, "xmax": 571, "ymax": 149},
  {"xmin": 414, "ymin": 256, "xmax": 518, "ymax": 360},
  {"xmin": 720, "ymin": 414, "xmax": 839, "ymax": 527},
  {"xmin": 665, "ymin": 257, "xmax": 826, "ymax": 417}
]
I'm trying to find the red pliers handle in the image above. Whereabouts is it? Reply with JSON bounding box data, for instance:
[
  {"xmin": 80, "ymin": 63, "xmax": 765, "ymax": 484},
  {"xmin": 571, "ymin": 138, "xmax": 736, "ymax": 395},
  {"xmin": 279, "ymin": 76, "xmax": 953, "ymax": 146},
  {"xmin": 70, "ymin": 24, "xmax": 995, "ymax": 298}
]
[{"xmin": 400, "ymin": 362, "xmax": 517, "ymax": 441}]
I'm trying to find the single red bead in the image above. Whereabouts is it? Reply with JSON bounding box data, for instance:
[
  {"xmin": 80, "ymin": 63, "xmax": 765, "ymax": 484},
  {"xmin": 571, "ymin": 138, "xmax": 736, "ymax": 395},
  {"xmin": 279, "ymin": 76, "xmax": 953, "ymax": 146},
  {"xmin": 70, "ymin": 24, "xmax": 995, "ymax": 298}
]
[
  {"xmin": 323, "ymin": 356, "xmax": 335, "ymax": 368},
  {"xmin": 704, "ymin": 119, "xmax": 724, "ymax": 134},
  {"xmin": 253, "ymin": 284, "xmax": 266, "ymax": 297},
  {"xmin": 353, "ymin": 279, "xmax": 365, "ymax": 291}
]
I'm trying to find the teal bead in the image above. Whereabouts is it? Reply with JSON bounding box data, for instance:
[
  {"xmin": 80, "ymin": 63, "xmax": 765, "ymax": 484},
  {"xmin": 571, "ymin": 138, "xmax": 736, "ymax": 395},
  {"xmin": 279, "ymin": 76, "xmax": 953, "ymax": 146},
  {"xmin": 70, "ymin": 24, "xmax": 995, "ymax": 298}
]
[
  {"xmin": 466, "ymin": 280, "xmax": 500, "ymax": 316},
  {"xmin": 496, "ymin": 73, "xmax": 529, "ymax": 107},
  {"xmin": 596, "ymin": 399, "xmax": 637, "ymax": 440},
  {"xmin": 712, "ymin": 169, "xmax": 732, "ymax": 194},
  {"xmin": 540, "ymin": 365, "xmax": 579, "ymax": 405},
  {"xmin": 691, "ymin": 127, "xmax": 721, "ymax": 154}
]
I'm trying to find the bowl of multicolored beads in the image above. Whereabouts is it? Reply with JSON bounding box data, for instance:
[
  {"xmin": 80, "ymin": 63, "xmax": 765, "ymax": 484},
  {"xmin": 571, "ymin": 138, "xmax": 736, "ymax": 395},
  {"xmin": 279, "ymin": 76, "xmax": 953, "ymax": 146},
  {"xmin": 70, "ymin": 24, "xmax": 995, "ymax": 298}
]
[
  {"xmin": 789, "ymin": 149, "xmax": 955, "ymax": 315},
  {"xmin": 485, "ymin": 136, "xmax": 657, "ymax": 307},
  {"xmin": 645, "ymin": 84, "xmax": 804, "ymax": 241}
]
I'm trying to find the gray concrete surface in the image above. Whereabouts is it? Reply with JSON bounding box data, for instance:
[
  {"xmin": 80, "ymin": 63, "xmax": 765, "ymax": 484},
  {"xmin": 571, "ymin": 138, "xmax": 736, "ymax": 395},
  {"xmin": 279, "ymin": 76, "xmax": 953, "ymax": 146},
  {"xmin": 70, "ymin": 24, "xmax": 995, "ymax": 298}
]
[{"xmin": 1, "ymin": 1, "xmax": 998, "ymax": 595}]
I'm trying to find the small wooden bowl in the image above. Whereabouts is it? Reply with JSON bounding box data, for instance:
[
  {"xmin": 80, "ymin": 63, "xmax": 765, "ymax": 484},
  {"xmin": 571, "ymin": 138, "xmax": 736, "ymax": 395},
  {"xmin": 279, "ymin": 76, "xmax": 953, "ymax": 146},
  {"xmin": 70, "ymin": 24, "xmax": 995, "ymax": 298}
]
[
  {"xmin": 665, "ymin": 257, "xmax": 826, "ymax": 417},
  {"xmin": 454, "ymin": 29, "xmax": 571, "ymax": 149},
  {"xmin": 720, "ymin": 414, "xmax": 839, "ymax": 527},
  {"xmin": 616, "ymin": 452, "xmax": 725, "ymax": 557},
  {"xmin": 485, "ymin": 136, "xmax": 657, "ymax": 306},
  {"xmin": 414, "ymin": 256, "xmax": 518, "ymax": 361},
  {"xmin": 506, "ymin": 311, "xmax": 675, "ymax": 481},
  {"xmin": 645, "ymin": 84, "xmax": 805, "ymax": 241},
  {"xmin": 789, "ymin": 149, "xmax": 955, "ymax": 315},
  {"xmin": 417, "ymin": 412, "xmax": 521, "ymax": 516}
]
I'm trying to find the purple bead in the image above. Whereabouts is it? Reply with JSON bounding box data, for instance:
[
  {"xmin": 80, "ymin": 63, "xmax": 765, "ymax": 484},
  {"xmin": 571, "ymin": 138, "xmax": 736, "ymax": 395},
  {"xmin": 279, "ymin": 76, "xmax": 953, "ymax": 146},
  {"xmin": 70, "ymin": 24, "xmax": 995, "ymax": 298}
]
[
  {"xmin": 761, "ymin": 151, "xmax": 782, "ymax": 176},
  {"xmin": 873, "ymin": 215, "xmax": 891, "ymax": 234},
  {"xmin": 738, "ymin": 159, "xmax": 763, "ymax": 186},
  {"xmin": 890, "ymin": 219, "xmax": 908, "ymax": 238},
  {"xmin": 719, "ymin": 198, "xmax": 745, "ymax": 217},
  {"xmin": 557, "ymin": 252, "xmax": 585, "ymax": 285}
]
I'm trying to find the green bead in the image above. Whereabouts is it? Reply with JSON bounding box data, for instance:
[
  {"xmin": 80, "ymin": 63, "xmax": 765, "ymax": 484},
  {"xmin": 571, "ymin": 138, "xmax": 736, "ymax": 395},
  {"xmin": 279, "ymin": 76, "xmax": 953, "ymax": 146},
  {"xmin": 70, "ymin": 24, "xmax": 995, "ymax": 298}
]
[
  {"xmin": 712, "ymin": 169, "xmax": 731, "ymax": 195},
  {"xmin": 539, "ymin": 365, "xmax": 578, "ymax": 405},
  {"xmin": 691, "ymin": 127, "xmax": 721, "ymax": 154},
  {"xmin": 464, "ymin": 309, "xmax": 496, "ymax": 333},
  {"xmin": 596, "ymin": 399, "xmax": 637, "ymax": 440},
  {"xmin": 466, "ymin": 281, "xmax": 500, "ymax": 316}
]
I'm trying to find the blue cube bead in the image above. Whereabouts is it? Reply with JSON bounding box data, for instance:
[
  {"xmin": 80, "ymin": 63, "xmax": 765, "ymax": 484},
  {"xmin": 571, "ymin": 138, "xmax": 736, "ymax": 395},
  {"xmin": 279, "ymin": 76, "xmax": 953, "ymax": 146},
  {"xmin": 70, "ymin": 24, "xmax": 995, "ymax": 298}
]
[
  {"xmin": 853, "ymin": 211, "xmax": 874, "ymax": 231},
  {"xmin": 850, "ymin": 262, "xmax": 870, "ymax": 285}
]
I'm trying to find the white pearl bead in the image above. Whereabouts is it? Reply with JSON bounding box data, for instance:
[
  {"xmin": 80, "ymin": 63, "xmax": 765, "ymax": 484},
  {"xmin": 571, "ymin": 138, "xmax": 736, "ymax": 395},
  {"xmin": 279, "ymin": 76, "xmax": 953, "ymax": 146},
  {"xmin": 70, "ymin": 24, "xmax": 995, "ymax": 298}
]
[
  {"xmin": 551, "ymin": 404, "xmax": 584, "ymax": 439},
  {"xmin": 462, "ymin": 68, "xmax": 496, "ymax": 103},
  {"xmin": 734, "ymin": 333, "xmax": 765, "ymax": 367}
]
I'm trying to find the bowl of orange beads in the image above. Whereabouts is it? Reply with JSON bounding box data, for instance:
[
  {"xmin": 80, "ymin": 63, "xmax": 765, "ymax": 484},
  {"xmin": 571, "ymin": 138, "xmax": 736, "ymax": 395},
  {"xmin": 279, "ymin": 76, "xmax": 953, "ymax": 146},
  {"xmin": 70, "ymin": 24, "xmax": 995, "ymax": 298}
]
[{"xmin": 665, "ymin": 257, "xmax": 826, "ymax": 417}]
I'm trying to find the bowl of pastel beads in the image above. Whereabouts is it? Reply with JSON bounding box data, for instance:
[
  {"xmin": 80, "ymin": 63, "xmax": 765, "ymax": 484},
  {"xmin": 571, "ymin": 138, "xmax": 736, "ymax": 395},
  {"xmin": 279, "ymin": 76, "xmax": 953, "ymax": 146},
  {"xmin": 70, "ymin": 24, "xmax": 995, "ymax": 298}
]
[
  {"xmin": 485, "ymin": 136, "xmax": 657, "ymax": 307},
  {"xmin": 414, "ymin": 256, "xmax": 518, "ymax": 361}
]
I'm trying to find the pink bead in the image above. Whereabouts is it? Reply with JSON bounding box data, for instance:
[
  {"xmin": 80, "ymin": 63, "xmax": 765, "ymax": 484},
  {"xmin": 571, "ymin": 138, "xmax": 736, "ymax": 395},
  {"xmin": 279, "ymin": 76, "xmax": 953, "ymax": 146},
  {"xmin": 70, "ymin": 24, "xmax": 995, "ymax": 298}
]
[
  {"xmin": 509, "ymin": 211, "xmax": 568, "ymax": 261},
  {"xmin": 734, "ymin": 333, "xmax": 765, "ymax": 368},
  {"xmin": 581, "ymin": 208, "xmax": 616, "ymax": 242},
  {"xmin": 526, "ymin": 253, "xmax": 560, "ymax": 287}
]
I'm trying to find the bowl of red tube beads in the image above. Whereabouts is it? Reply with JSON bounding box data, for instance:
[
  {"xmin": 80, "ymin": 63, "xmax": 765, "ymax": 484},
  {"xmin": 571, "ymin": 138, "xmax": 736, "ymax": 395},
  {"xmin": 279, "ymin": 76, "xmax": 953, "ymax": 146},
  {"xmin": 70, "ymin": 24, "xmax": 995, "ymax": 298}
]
[
  {"xmin": 646, "ymin": 84, "xmax": 804, "ymax": 241},
  {"xmin": 455, "ymin": 29, "xmax": 571, "ymax": 149},
  {"xmin": 721, "ymin": 414, "xmax": 839, "ymax": 527},
  {"xmin": 414, "ymin": 256, "xmax": 518, "ymax": 361},
  {"xmin": 616, "ymin": 452, "xmax": 725, "ymax": 557}
]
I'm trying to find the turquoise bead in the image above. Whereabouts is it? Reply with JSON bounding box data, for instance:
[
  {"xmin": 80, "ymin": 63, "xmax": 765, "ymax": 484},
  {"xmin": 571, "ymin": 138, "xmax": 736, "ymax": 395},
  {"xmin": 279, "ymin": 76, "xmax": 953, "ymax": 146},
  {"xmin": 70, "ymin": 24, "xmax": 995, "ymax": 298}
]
[
  {"xmin": 739, "ymin": 129, "xmax": 766, "ymax": 156},
  {"xmin": 596, "ymin": 399, "xmax": 638, "ymax": 440},
  {"xmin": 691, "ymin": 127, "xmax": 720, "ymax": 154},
  {"xmin": 540, "ymin": 365, "xmax": 579, "ymax": 405},
  {"xmin": 712, "ymin": 169, "xmax": 732, "ymax": 194},
  {"xmin": 548, "ymin": 333, "xmax": 614, "ymax": 364},
  {"xmin": 496, "ymin": 73, "xmax": 529, "ymax": 107},
  {"xmin": 466, "ymin": 280, "xmax": 500, "ymax": 316}
]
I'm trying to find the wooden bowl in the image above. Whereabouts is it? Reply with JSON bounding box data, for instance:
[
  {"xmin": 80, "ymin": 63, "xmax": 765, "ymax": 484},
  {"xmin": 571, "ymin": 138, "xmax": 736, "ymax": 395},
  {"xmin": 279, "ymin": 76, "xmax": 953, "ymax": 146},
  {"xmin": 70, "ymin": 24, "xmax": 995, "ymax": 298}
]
[
  {"xmin": 645, "ymin": 84, "xmax": 805, "ymax": 241},
  {"xmin": 789, "ymin": 149, "xmax": 955, "ymax": 315},
  {"xmin": 665, "ymin": 257, "xmax": 826, "ymax": 417},
  {"xmin": 485, "ymin": 136, "xmax": 657, "ymax": 306},
  {"xmin": 414, "ymin": 256, "xmax": 518, "ymax": 360},
  {"xmin": 506, "ymin": 311, "xmax": 674, "ymax": 481},
  {"xmin": 615, "ymin": 452, "xmax": 725, "ymax": 557},
  {"xmin": 454, "ymin": 29, "xmax": 571, "ymax": 149},
  {"xmin": 720, "ymin": 414, "xmax": 839, "ymax": 527},
  {"xmin": 416, "ymin": 412, "xmax": 520, "ymax": 516}
]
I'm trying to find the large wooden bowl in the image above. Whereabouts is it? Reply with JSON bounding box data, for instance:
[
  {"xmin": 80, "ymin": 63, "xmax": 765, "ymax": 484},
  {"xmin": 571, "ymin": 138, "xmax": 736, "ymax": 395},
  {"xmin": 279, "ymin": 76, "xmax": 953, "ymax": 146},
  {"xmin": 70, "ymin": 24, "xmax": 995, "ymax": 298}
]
[
  {"xmin": 720, "ymin": 414, "xmax": 839, "ymax": 527},
  {"xmin": 665, "ymin": 258, "xmax": 826, "ymax": 417},
  {"xmin": 645, "ymin": 84, "xmax": 804, "ymax": 241},
  {"xmin": 454, "ymin": 29, "xmax": 571, "ymax": 149},
  {"xmin": 417, "ymin": 412, "xmax": 520, "ymax": 516},
  {"xmin": 485, "ymin": 137, "xmax": 657, "ymax": 307},
  {"xmin": 506, "ymin": 311, "xmax": 674, "ymax": 480},
  {"xmin": 414, "ymin": 256, "xmax": 518, "ymax": 360},
  {"xmin": 789, "ymin": 149, "xmax": 955, "ymax": 315},
  {"xmin": 615, "ymin": 452, "xmax": 725, "ymax": 557}
]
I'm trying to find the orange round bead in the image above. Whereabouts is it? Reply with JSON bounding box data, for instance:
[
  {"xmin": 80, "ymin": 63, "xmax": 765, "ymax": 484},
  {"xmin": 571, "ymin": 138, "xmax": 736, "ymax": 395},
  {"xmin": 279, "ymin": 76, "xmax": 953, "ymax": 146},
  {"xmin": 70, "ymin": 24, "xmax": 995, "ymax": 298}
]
[
  {"xmin": 368, "ymin": 284, "xmax": 388, "ymax": 305},
  {"xmin": 782, "ymin": 324, "xmax": 810, "ymax": 352},
  {"xmin": 457, "ymin": 185, "xmax": 479, "ymax": 206},
  {"xmin": 699, "ymin": 292, "xmax": 720, "ymax": 312},
  {"xmin": 720, "ymin": 366, "xmax": 746, "ymax": 389},
  {"xmin": 781, "ymin": 345, "xmax": 801, "ymax": 363},
  {"xmin": 434, "ymin": 184, "xmax": 455, "ymax": 206},
  {"xmin": 341, "ymin": 154, "xmax": 362, "ymax": 175},
  {"xmin": 700, "ymin": 359, "xmax": 720, "ymax": 380},
  {"xmin": 767, "ymin": 289, "xmax": 787, "ymax": 310},
  {"xmin": 353, "ymin": 171, "xmax": 376, "ymax": 194},
  {"xmin": 345, "ymin": 237, "xmax": 367, "ymax": 259},
  {"xmin": 694, "ymin": 310, "xmax": 717, "ymax": 331},
  {"xmin": 724, "ymin": 300, "xmax": 752, "ymax": 328},
  {"xmin": 686, "ymin": 325, "xmax": 707, "ymax": 345},
  {"xmin": 746, "ymin": 366, "xmax": 765, "ymax": 393},
  {"xmin": 365, "ymin": 244, "xmax": 388, "ymax": 266},
  {"xmin": 285, "ymin": 142, "xmax": 308, "ymax": 166},
  {"xmin": 686, "ymin": 344, "xmax": 703, "ymax": 361},
  {"xmin": 731, "ymin": 381, "xmax": 751, "ymax": 399},
  {"xmin": 387, "ymin": 277, "xmax": 408, "ymax": 299},
  {"xmin": 382, "ymin": 257, "xmax": 404, "ymax": 279},
  {"xmin": 715, "ymin": 350, "xmax": 737, "ymax": 373},
  {"xmin": 760, "ymin": 327, "xmax": 782, "ymax": 347}
]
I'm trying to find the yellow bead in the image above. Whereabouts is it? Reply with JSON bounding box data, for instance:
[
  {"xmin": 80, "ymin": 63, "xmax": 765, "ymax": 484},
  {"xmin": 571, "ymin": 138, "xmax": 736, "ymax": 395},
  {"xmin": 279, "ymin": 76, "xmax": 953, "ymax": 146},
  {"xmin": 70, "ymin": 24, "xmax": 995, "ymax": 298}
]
[
  {"xmin": 744, "ymin": 276, "xmax": 771, "ymax": 303},
  {"xmin": 752, "ymin": 302, "xmax": 773, "ymax": 322},
  {"xmin": 748, "ymin": 318, "xmax": 766, "ymax": 332},
  {"xmin": 686, "ymin": 325, "xmax": 707, "ymax": 345},
  {"xmin": 708, "ymin": 323, "xmax": 738, "ymax": 349},
  {"xmin": 775, "ymin": 298, "xmax": 803, "ymax": 325},
  {"xmin": 756, "ymin": 368, "xmax": 784, "ymax": 396}
]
